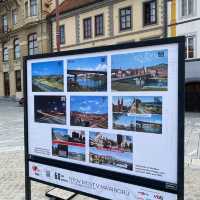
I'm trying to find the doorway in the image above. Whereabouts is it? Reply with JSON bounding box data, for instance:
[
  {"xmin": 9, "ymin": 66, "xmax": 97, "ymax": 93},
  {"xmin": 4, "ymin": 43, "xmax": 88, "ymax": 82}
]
[
  {"xmin": 4, "ymin": 72, "xmax": 10, "ymax": 96},
  {"xmin": 186, "ymin": 82, "xmax": 200, "ymax": 112}
]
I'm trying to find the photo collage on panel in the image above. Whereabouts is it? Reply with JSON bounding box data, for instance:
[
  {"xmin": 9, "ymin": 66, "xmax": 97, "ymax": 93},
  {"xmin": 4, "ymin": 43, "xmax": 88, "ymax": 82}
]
[{"xmin": 31, "ymin": 48, "xmax": 168, "ymax": 172}]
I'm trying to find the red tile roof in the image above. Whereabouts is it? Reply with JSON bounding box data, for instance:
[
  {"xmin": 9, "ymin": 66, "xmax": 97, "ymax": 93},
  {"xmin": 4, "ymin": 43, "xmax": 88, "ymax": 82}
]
[{"xmin": 49, "ymin": 0, "xmax": 98, "ymax": 17}]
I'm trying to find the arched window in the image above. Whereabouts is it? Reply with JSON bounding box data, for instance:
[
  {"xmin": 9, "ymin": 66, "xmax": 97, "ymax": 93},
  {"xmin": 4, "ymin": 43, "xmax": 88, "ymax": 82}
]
[
  {"xmin": 14, "ymin": 38, "xmax": 20, "ymax": 59},
  {"xmin": 28, "ymin": 33, "xmax": 38, "ymax": 55}
]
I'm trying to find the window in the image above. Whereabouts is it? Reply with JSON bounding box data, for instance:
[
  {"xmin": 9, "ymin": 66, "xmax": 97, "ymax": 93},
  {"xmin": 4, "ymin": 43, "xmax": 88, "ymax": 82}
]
[
  {"xmin": 83, "ymin": 17, "xmax": 92, "ymax": 39},
  {"xmin": 30, "ymin": 0, "xmax": 37, "ymax": 16},
  {"xmin": 185, "ymin": 35, "xmax": 196, "ymax": 59},
  {"xmin": 12, "ymin": 9, "xmax": 17, "ymax": 25},
  {"xmin": 59, "ymin": 25, "xmax": 65, "ymax": 44},
  {"xmin": 2, "ymin": 44, "xmax": 8, "ymax": 62},
  {"xmin": 119, "ymin": 7, "xmax": 132, "ymax": 31},
  {"xmin": 28, "ymin": 33, "xmax": 38, "ymax": 55},
  {"xmin": 15, "ymin": 70, "xmax": 21, "ymax": 92},
  {"xmin": 181, "ymin": 0, "xmax": 195, "ymax": 17},
  {"xmin": 14, "ymin": 38, "xmax": 20, "ymax": 59},
  {"xmin": 143, "ymin": 0, "xmax": 157, "ymax": 26},
  {"xmin": 95, "ymin": 14, "xmax": 104, "ymax": 36},
  {"xmin": 25, "ymin": 2, "xmax": 28, "ymax": 17},
  {"xmin": 2, "ymin": 15, "xmax": 8, "ymax": 33}
]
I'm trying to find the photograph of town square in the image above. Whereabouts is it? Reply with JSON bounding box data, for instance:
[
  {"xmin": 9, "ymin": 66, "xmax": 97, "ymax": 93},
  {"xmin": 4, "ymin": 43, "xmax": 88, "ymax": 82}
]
[
  {"xmin": 52, "ymin": 128, "xmax": 68, "ymax": 158},
  {"xmin": 89, "ymin": 132, "xmax": 133, "ymax": 170},
  {"xmin": 111, "ymin": 50, "xmax": 168, "ymax": 91},
  {"xmin": 32, "ymin": 61, "xmax": 64, "ymax": 92},
  {"xmin": 70, "ymin": 96, "xmax": 108, "ymax": 128},
  {"xmin": 52, "ymin": 128, "xmax": 85, "ymax": 161},
  {"xmin": 136, "ymin": 96, "xmax": 162, "ymax": 114},
  {"xmin": 136, "ymin": 114, "xmax": 162, "ymax": 134},
  {"xmin": 34, "ymin": 96, "xmax": 66, "ymax": 125},
  {"xmin": 67, "ymin": 56, "xmax": 107, "ymax": 92}
]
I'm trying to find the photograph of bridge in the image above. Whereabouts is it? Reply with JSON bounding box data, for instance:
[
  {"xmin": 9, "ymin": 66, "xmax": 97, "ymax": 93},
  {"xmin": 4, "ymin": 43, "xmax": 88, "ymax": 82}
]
[
  {"xmin": 136, "ymin": 96, "xmax": 162, "ymax": 114},
  {"xmin": 52, "ymin": 128, "xmax": 85, "ymax": 161},
  {"xmin": 136, "ymin": 114, "xmax": 162, "ymax": 134},
  {"xmin": 67, "ymin": 56, "xmax": 107, "ymax": 92},
  {"xmin": 34, "ymin": 96, "xmax": 66, "ymax": 125},
  {"xmin": 32, "ymin": 61, "xmax": 64, "ymax": 92},
  {"xmin": 89, "ymin": 132, "xmax": 133, "ymax": 170},
  {"xmin": 70, "ymin": 96, "xmax": 108, "ymax": 128},
  {"xmin": 111, "ymin": 49, "xmax": 168, "ymax": 91}
]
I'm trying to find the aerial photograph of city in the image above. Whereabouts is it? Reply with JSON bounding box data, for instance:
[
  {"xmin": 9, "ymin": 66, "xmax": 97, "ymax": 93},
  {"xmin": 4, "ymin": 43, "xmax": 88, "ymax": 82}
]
[
  {"xmin": 113, "ymin": 96, "xmax": 136, "ymax": 131},
  {"xmin": 136, "ymin": 114, "xmax": 162, "ymax": 134},
  {"xmin": 67, "ymin": 56, "xmax": 107, "ymax": 92},
  {"xmin": 32, "ymin": 60, "xmax": 64, "ymax": 92},
  {"xmin": 136, "ymin": 96, "xmax": 162, "ymax": 114},
  {"xmin": 70, "ymin": 96, "xmax": 108, "ymax": 128},
  {"xmin": 52, "ymin": 128, "xmax": 85, "ymax": 161},
  {"xmin": 89, "ymin": 132, "xmax": 133, "ymax": 170},
  {"xmin": 34, "ymin": 96, "xmax": 66, "ymax": 125},
  {"xmin": 111, "ymin": 49, "xmax": 168, "ymax": 91}
]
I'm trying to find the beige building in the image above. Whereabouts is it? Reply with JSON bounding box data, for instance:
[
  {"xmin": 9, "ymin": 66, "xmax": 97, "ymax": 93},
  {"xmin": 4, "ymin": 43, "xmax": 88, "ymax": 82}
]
[
  {"xmin": 0, "ymin": 0, "xmax": 55, "ymax": 98},
  {"xmin": 49, "ymin": 0, "xmax": 166, "ymax": 52}
]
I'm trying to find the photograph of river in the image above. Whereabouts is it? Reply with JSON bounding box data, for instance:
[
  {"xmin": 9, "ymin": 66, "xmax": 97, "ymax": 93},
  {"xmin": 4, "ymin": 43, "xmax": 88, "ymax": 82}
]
[
  {"xmin": 111, "ymin": 49, "xmax": 168, "ymax": 91},
  {"xmin": 67, "ymin": 56, "xmax": 107, "ymax": 92},
  {"xmin": 32, "ymin": 61, "xmax": 64, "ymax": 92},
  {"xmin": 136, "ymin": 96, "xmax": 162, "ymax": 114},
  {"xmin": 113, "ymin": 113, "xmax": 136, "ymax": 131},
  {"xmin": 89, "ymin": 132, "xmax": 133, "ymax": 170},
  {"xmin": 52, "ymin": 128, "xmax": 85, "ymax": 161},
  {"xmin": 136, "ymin": 114, "xmax": 162, "ymax": 134},
  {"xmin": 70, "ymin": 96, "xmax": 108, "ymax": 128},
  {"xmin": 34, "ymin": 96, "xmax": 66, "ymax": 125}
]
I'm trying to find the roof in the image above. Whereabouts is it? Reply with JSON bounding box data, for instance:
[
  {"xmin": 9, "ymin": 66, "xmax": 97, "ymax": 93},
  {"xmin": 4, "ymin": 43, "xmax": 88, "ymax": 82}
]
[{"xmin": 49, "ymin": 0, "xmax": 99, "ymax": 17}]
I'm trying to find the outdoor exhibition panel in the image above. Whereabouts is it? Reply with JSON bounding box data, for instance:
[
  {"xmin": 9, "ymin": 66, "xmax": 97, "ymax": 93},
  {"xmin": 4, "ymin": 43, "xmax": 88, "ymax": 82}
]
[{"xmin": 24, "ymin": 37, "xmax": 185, "ymax": 200}]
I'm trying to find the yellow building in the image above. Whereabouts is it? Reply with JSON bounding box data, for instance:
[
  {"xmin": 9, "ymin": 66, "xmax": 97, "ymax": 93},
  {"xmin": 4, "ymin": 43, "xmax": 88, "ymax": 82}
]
[
  {"xmin": 49, "ymin": 0, "xmax": 166, "ymax": 52},
  {"xmin": 0, "ymin": 0, "xmax": 55, "ymax": 98}
]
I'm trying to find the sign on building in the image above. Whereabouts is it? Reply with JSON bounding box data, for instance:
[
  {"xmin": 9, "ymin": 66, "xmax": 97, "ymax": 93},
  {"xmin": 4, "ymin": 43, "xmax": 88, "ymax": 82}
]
[{"xmin": 24, "ymin": 37, "xmax": 185, "ymax": 200}]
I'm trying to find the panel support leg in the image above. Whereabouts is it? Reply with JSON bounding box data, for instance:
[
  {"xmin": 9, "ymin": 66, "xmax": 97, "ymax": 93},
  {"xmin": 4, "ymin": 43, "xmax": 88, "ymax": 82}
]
[{"xmin": 25, "ymin": 178, "xmax": 31, "ymax": 200}]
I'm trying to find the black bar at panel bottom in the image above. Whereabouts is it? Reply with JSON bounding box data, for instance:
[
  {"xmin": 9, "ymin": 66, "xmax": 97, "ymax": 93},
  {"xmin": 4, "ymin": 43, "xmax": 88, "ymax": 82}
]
[{"xmin": 29, "ymin": 155, "xmax": 178, "ymax": 195}]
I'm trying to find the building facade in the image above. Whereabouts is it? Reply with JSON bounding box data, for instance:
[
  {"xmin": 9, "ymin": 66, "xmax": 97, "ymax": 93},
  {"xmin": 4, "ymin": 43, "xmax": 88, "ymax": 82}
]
[
  {"xmin": 168, "ymin": 0, "xmax": 200, "ymax": 111},
  {"xmin": 0, "ymin": 0, "xmax": 55, "ymax": 98},
  {"xmin": 49, "ymin": 0, "xmax": 166, "ymax": 52}
]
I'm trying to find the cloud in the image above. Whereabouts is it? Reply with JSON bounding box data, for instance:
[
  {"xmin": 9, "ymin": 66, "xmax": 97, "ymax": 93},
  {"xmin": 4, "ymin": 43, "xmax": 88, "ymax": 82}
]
[
  {"xmin": 80, "ymin": 106, "xmax": 91, "ymax": 112},
  {"xmin": 95, "ymin": 64, "xmax": 107, "ymax": 71}
]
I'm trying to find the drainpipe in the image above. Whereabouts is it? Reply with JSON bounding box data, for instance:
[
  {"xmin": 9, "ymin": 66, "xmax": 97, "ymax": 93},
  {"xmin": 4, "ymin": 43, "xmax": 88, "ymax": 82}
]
[
  {"xmin": 163, "ymin": 0, "xmax": 168, "ymax": 38},
  {"xmin": 40, "ymin": 0, "xmax": 44, "ymax": 53},
  {"xmin": 56, "ymin": 0, "xmax": 60, "ymax": 52}
]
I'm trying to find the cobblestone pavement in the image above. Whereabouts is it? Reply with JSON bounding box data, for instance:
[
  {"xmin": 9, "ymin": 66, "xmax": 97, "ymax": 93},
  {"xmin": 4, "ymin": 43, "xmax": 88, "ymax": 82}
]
[{"xmin": 0, "ymin": 100, "xmax": 199, "ymax": 200}]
